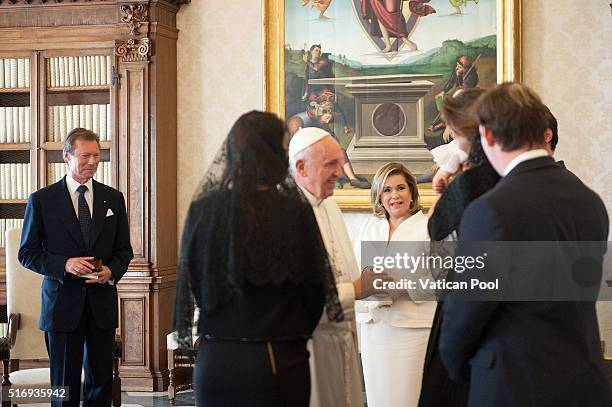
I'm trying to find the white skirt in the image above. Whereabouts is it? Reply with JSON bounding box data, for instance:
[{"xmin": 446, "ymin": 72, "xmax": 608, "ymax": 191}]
[{"xmin": 360, "ymin": 321, "xmax": 430, "ymax": 407}]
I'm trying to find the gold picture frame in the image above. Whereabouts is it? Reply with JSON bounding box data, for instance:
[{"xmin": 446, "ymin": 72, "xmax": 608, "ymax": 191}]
[{"xmin": 264, "ymin": 0, "xmax": 522, "ymax": 211}]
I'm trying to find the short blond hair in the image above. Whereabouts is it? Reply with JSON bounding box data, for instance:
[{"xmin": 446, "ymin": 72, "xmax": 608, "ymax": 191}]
[{"xmin": 370, "ymin": 162, "xmax": 421, "ymax": 219}]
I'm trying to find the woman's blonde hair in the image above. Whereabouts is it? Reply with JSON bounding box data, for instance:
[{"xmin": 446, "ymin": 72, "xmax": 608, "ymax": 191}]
[{"xmin": 370, "ymin": 162, "xmax": 421, "ymax": 219}]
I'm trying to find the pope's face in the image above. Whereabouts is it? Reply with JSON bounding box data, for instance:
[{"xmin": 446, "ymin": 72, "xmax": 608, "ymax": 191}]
[
  {"xmin": 64, "ymin": 139, "xmax": 100, "ymax": 184},
  {"xmin": 302, "ymin": 137, "xmax": 343, "ymax": 199}
]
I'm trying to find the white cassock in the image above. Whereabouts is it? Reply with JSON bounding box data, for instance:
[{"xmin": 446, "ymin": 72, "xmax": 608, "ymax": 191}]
[
  {"xmin": 353, "ymin": 211, "xmax": 437, "ymax": 407},
  {"xmin": 300, "ymin": 186, "xmax": 364, "ymax": 407}
]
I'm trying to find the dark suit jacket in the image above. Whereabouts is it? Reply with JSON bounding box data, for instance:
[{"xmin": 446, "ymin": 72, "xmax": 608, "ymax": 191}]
[
  {"xmin": 439, "ymin": 156, "xmax": 611, "ymax": 407},
  {"xmin": 19, "ymin": 177, "xmax": 133, "ymax": 332}
]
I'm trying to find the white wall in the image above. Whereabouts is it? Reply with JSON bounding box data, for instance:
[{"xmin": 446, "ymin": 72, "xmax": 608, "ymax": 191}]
[
  {"xmin": 522, "ymin": 1, "xmax": 612, "ymax": 352},
  {"xmin": 176, "ymin": 0, "xmax": 263, "ymax": 228},
  {"xmin": 523, "ymin": 0, "xmax": 612, "ymax": 206}
]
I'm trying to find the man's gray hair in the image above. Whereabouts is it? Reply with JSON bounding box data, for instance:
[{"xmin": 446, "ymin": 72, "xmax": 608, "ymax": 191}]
[
  {"xmin": 63, "ymin": 127, "xmax": 100, "ymax": 154},
  {"xmin": 289, "ymin": 144, "xmax": 313, "ymax": 176}
]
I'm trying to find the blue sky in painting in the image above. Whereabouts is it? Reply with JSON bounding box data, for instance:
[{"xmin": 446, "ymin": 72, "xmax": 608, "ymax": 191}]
[{"xmin": 285, "ymin": 0, "xmax": 497, "ymax": 66}]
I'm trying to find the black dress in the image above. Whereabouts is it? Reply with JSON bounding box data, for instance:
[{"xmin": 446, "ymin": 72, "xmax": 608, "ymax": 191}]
[
  {"xmin": 418, "ymin": 161, "xmax": 500, "ymax": 407},
  {"xmin": 178, "ymin": 189, "xmax": 336, "ymax": 407}
]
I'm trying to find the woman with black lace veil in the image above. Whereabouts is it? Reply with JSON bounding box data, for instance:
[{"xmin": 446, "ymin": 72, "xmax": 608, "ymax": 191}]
[
  {"xmin": 173, "ymin": 111, "xmax": 342, "ymax": 406},
  {"xmin": 418, "ymin": 88, "xmax": 500, "ymax": 407}
]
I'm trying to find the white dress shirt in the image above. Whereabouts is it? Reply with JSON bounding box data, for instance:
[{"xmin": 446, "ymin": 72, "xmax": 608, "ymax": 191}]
[
  {"xmin": 503, "ymin": 149, "xmax": 549, "ymax": 176},
  {"xmin": 65, "ymin": 174, "xmax": 94, "ymax": 219},
  {"xmin": 65, "ymin": 174, "xmax": 114, "ymax": 285}
]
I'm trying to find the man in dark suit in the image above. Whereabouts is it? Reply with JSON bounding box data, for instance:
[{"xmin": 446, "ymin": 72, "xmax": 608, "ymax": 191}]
[
  {"xmin": 19, "ymin": 128, "xmax": 133, "ymax": 407},
  {"xmin": 439, "ymin": 83, "xmax": 611, "ymax": 406}
]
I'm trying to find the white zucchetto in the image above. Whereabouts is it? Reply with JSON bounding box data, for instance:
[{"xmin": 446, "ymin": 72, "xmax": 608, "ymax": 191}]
[{"xmin": 288, "ymin": 127, "xmax": 330, "ymax": 159}]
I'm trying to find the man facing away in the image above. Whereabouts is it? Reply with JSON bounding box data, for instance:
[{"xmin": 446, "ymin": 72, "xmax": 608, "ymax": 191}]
[
  {"xmin": 19, "ymin": 128, "xmax": 133, "ymax": 407},
  {"xmin": 439, "ymin": 83, "xmax": 611, "ymax": 406},
  {"xmin": 289, "ymin": 127, "xmax": 385, "ymax": 407}
]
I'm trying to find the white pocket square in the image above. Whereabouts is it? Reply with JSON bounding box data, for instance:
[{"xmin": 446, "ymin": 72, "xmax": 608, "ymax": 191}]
[{"xmin": 106, "ymin": 208, "xmax": 114, "ymax": 217}]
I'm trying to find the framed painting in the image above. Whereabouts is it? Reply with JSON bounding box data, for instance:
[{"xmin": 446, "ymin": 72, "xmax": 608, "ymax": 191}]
[{"xmin": 264, "ymin": 0, "xmax": 521, "ymax": 211}]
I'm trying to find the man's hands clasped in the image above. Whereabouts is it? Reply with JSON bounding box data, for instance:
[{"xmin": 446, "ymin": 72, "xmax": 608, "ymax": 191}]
[{"xmin": 65, "ymin": 257, "xmax": 113, "ymax": 284}]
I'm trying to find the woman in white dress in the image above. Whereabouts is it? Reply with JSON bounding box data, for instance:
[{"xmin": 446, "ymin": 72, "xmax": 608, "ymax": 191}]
[{"xmin": 354, "ymin": 162, "xmax": 436, "ymax": 407}]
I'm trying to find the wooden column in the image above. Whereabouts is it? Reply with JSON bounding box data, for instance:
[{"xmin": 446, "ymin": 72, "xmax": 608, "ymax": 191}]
[{"xmin": 113, "ymin": 1, "xmax": 181, "ymax": 390}]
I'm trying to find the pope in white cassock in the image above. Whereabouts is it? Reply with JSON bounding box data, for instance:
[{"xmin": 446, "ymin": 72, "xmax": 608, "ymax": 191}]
[{"xmin": 289, "ymin": 127, "xmax": 367, "ymax": 407}]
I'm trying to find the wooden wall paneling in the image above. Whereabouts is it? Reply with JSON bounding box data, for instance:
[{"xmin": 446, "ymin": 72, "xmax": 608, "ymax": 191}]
[
  {"xmin": 117, "ymin": 58, "xmax": 150, "ymax": 268},
  {"xmin": 118, "ymin": 281, "xmax": 153, "ymax": 390},
  {"xmin": 146, "ymin": 27, "xmax": 179, "ymax": 388},
  {"xmin": 151, "ymin": 275, "xmax": 176, "ymax": 384},
  {"xmin": 149, "ymin": 2, "xmax": 179, "ymax": 28},
  {"xmin": 116, "ymin": 274, "xmax": 179, "ymax": 390},
  {"xmin": 149, "ymin": 25, "xmax": 178, "ymax": 271},
  {"xmin": 0, "ymin": 50, "xmax": 33, "ymax": 58},
  {"xmin": 0, "ymin": 27, "xmax": 122, "ymax": 50},
  {"xmin": 0, "ymin": 248, "xmax": 3, "ymax": 299},
  {"xmin": 37, "ymin": 50, "xmax": 47, "ymax": 190},
  {"xmin": 115, "ymin": 32, "xmax": 173, "ymax": 388},
  {"xmin": 121, "ymin": 296, "xmax": 147, "ymax": 366},
  {"xmin": 30, "ymin": 51, "xmax": 39, "ymax": 190},
  {"xmin": 0, "ymin": 3, "xmax": 120, "ymax": 29},
  {"xmin": 115, "ymin": 45, "xmax": 158, "ymax": 389},
  {"xmin": 110, "ymin": 53, "xmax": 118, "ymax": 189},
  {"xmin": 112, "ymin": 12, "xmax": 182, "ymax": 388}
]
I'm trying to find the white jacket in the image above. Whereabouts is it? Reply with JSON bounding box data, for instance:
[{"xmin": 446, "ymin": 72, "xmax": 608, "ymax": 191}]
[{"xmin": 353, "ymin": 211, "xmax": 436, "ymax": 328}]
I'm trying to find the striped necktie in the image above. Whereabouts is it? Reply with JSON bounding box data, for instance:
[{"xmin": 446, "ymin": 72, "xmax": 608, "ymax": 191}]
[{"xmin": 77, "ymin": 184, "xmax": 91, "ymax": 247}]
